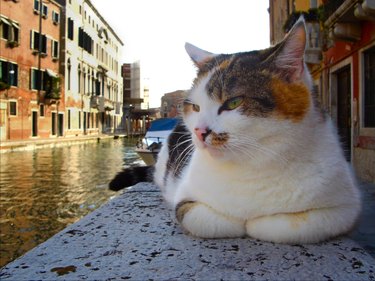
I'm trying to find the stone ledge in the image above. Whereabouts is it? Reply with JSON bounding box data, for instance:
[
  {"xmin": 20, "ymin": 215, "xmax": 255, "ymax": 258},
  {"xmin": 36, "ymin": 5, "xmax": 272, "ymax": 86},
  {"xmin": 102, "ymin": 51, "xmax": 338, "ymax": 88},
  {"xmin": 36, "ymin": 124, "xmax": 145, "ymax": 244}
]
[{"xmin": 1, "ymin": 183, "xmax": 374, "ymax": 280}]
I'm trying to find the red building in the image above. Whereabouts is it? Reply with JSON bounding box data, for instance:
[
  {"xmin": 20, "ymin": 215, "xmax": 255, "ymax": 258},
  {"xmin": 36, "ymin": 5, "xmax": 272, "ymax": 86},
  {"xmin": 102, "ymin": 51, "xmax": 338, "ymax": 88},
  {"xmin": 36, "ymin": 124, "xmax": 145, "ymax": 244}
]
[
  {"xmin": 0, "ymin": 0, "xmax": 64, "ymax": 141},
  {"xmin": 269, "ymin": 0, "xmax": 375, "ymax": 183},
  {"xmin": 320, "ymin": 0, "xmax": 375, "ymax": 183}
]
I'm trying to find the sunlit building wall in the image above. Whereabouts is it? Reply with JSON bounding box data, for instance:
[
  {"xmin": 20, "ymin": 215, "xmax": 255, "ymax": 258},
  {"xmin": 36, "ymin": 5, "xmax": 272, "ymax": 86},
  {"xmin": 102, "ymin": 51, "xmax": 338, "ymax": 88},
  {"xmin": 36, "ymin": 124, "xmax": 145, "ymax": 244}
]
[
  {"xmin": 0, "ymin": 0, "xmax": 64, "ymax": 141},
  {"xmin": 57, "ymin": 0, "xmax": 124, "ymax": 136}
]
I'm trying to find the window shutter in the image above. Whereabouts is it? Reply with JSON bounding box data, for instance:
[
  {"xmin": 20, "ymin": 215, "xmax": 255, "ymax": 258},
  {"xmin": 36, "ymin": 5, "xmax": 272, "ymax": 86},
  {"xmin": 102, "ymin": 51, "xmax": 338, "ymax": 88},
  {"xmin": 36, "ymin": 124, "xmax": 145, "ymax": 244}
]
[
  {"xmin": 13, "ymin": 63, "xmax": 18, "ymax": 87},
  {"xmin": 30, "ymin": 30, "xmax": 33, "ymax": 49},
  {"xmin": 42, "ymin": 35, "xmax": 47, "ymax": 54}
]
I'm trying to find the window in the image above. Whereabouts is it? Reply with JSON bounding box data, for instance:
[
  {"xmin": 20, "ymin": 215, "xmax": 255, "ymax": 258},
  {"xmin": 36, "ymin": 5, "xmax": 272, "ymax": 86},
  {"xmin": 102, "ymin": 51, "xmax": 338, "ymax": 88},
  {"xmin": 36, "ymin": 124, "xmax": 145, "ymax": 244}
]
[
  {"xmin": 52, "ymin": 11, "xmax": 60, "ymax": 24},
  {"xmin": 30, "ymin": 30, "xmax": 47, "ymax": 54},
  {"xmin": 40, "ymin": 104, "xmax": 45, "ymax": 117},
  {"xmin": 83, "ymin": 71, "xmax": 86, "ymax": 94},
  {"xmin": 0, "ymin": 60, "xmax": 18, "ymax": 87},
  {"xmin": 363, "ymin": 46, "xmax": 375, "ymax": 128},
  {"xmin": 52, "ymin": 40, "xmax": 59, "ymax": 59},
  {"xmin": 67, "ymin": 18, "xmax": 74, "ymax": 40},
  {"xmin": 42, "ymin": 4, "xmax": 48, "ymax": 18},
  {"xmin": 67, "ymin": 59, "xmax": 71, "ymax": 90},
  {"xmin": 31, "ymin": 69, "xmax": 59, "ymax": 98},
  {"xmin": 78, "ymin": 27, "xmax": 93, "ymax": 54},
  {"xmin": 31, "ymin": 68, "xmax": 44, "ymax": 90},
  {"xmin": 0, "ymin": 16, "xmax": 19, "ymax": 44},
  {"xmin": 9, "ymin": 101, "xmax": 17, "ymax": 116},
  {"xmin": 33, "ymin": 0, "xmax": 40, "ymax": 12},
  {"xmin": 33, "ymin": 1, "xmax": 47, "ymax": 17},
  {"xmin": 78, "ymin": 65, "xmax": 81, "ymax": 94}
]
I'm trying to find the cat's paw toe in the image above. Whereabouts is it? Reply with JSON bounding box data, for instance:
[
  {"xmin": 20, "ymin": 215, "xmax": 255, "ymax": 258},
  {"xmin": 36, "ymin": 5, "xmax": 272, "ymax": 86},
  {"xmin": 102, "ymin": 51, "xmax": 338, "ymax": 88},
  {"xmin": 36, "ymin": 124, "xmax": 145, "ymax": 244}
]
[
  {"xmin": 175, "ymin": 201, "xmax": 246, "ymax": 238},
  {"xmin": 175, "ymin": 200, "xmax": 198, "ymax": 223}
]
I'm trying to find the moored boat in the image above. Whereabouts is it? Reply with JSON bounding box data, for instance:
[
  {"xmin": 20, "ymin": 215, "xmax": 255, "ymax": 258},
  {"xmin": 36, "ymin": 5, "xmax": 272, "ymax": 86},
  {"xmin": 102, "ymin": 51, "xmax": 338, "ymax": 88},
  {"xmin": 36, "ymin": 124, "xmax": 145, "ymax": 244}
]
[{"xmin": 135, "ymin": 118, "xmax": 179, "ymax": 165}]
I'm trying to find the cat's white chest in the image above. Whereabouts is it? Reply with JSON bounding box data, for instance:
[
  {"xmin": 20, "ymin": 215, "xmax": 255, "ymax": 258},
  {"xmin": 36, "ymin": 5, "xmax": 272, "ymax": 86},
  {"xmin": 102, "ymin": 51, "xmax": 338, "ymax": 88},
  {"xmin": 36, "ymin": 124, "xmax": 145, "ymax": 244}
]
[{"xmin": 173, "ymin": 150, "xmax": 281, "ymax": 219}]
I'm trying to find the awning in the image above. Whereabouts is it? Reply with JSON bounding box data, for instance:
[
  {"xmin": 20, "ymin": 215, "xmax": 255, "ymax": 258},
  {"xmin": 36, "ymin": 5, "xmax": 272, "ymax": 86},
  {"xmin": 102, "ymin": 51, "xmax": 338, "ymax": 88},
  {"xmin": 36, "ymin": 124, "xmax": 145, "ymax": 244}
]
[
  {"xmin": 11, "ymin": 21, "xmax": 19, "ymax": 29},
  {"xmin": 46, "ymin": 69, "xmax": 58, "ymax": 78},
  {"xmin": 0, "ymin": 16, "xmax": 11, "ymax": 25}
]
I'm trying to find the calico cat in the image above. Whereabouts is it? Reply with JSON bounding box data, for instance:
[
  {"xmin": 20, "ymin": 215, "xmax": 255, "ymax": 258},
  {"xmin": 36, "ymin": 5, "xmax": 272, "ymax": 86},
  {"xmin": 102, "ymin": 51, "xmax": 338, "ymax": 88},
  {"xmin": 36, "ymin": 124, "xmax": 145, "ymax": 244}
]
[{"xmin": 110, "ymin": 18, "xmax": 361, "ymax": 244}]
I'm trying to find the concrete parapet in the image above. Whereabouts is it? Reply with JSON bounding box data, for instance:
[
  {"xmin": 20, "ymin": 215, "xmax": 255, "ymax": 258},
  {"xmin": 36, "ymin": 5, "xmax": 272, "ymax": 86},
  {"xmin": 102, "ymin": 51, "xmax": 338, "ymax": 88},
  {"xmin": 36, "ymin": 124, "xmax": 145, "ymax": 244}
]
[{"xmin": 1, "ymin": 183, "xmax": 374, "ymax": 280}]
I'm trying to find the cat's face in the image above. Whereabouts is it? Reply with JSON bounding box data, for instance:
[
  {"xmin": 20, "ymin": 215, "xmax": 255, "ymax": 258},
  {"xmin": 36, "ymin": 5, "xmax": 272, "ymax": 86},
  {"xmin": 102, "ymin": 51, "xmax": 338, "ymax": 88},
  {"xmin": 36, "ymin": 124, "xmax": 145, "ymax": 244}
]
[{"xmin": 183, "ymin": 18, "xmax": 312, "ymax": 162}]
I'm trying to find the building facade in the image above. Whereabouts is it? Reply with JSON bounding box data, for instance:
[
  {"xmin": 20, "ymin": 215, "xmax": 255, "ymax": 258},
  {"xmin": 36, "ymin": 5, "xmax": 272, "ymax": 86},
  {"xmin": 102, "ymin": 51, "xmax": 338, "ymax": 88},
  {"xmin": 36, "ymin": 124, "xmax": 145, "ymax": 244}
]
[
  {"xmin": 0, "ymin": 0, "xmax": 124, "ymax": 143},
  {"xmin": 0, "ymin": 0, "xmax": 64, "ymax": 141},
  {"xmin": 320, "ymin": 0, "xmax": 375, "ymax": 183},
  {"xmin": 160, "ymin": 90, "xmax": 186, "ymax": 118},
  {"xmin": 269, "ymin": 0, "xmax": 375, "ymax": 183},
  {"xmin": 58, "ymin": 0, "xmax": 124, "ymax": 136},
  {"xmin": 121, "ymin": 61, "xmax": 154, "ymax": 135}
]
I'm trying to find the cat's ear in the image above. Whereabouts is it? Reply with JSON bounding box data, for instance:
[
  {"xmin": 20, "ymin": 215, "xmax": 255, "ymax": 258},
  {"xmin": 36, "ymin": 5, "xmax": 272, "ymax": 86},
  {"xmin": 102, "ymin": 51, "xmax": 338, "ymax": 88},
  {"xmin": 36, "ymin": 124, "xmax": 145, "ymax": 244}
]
[
  {"xmin": 274, "ymin": 17, "xmax": 306, "ymax": 82},
  {"xmin": 185, "ymin": 42, "xmax": 216, "ymax": 67}
]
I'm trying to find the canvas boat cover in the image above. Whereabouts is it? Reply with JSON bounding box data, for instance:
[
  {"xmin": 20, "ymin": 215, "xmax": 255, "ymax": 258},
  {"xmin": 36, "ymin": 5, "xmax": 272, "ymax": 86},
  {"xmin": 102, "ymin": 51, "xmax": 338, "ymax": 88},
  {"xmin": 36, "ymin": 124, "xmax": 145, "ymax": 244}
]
[{"xmin": 144, "ymin": 118, "xmax": 179, "ymax": 146}]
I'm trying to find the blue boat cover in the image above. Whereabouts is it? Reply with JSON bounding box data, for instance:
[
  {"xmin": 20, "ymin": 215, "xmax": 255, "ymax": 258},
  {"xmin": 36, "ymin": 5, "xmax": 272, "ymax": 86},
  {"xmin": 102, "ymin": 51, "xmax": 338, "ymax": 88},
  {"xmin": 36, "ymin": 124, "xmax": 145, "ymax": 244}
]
[{"xmin": 148, "ymin": 118, "xmax": 179, "ymax": 132}]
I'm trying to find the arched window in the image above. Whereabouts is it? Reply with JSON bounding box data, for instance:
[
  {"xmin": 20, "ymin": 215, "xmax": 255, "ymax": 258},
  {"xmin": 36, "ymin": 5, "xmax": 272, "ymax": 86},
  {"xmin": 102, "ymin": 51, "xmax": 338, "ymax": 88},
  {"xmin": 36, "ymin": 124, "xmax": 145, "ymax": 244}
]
[
  {"xmin": 87, "ymin": 69, "xmax": 91, "ymax": 95},
  {"xmin": 92, "ymin": 70, "xmax": 95, "ymax": 95},
  {"xmin": 83, "ymin": 67, "xmax": 86, "ymax": 95},
  {"xmin": 67, "ymin": 59, "xmax": 71, "ymax": 91},
  {"xmin": 78, "ymin": 64, "xmax": 81, "ymax": 94}
]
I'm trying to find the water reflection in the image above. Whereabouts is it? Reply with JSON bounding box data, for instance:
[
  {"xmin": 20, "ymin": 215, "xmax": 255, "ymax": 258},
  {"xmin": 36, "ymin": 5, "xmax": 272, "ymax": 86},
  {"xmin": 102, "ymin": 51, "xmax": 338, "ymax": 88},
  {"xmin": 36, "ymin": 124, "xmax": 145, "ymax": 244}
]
[{"xmin": 0, "ymin": 138, "xmax": 143, "ymax": 267}]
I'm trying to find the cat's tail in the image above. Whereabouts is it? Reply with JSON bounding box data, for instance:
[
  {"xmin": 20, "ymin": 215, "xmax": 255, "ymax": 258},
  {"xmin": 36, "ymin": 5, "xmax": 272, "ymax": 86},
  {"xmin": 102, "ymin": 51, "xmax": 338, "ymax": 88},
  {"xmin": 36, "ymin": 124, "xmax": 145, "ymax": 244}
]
[{"xmin": 109, "ymin": 166, "xmax": 154, "ymax": 191}]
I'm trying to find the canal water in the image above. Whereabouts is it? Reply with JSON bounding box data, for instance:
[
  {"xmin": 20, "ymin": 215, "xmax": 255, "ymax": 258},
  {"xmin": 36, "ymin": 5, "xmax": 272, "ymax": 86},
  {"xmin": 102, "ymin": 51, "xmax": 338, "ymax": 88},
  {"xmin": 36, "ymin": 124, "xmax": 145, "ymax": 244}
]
[{"xmin": 0, "ymin": 138, "xmax": 143, "ymax": 267}]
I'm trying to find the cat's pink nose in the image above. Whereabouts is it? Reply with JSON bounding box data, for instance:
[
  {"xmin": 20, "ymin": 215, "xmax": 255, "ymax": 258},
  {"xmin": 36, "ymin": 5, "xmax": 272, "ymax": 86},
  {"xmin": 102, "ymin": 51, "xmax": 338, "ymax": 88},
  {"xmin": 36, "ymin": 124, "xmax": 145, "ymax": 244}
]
[{"xmin": 194, "ymin": 127, "xmax": 212, "ymax": 142}]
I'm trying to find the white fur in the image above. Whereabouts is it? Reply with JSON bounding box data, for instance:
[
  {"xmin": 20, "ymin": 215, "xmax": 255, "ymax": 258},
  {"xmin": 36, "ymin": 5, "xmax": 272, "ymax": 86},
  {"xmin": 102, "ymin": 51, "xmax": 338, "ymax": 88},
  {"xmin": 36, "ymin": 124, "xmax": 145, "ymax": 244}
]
[
  {"xmin": 155, "ymin": 24, "xmax": 361, "ymax": 243},
  {"xmin": 154, "ymin": 65, "xmax": 361, "ymax": 243}
]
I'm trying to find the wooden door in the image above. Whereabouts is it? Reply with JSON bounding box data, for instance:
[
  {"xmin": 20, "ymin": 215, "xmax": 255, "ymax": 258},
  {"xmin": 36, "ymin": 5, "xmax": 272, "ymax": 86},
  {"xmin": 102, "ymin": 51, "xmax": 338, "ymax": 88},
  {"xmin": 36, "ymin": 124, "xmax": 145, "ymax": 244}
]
[{"xmin": 336, "ymin": 66, "xmax": 351, "ymax": 161}]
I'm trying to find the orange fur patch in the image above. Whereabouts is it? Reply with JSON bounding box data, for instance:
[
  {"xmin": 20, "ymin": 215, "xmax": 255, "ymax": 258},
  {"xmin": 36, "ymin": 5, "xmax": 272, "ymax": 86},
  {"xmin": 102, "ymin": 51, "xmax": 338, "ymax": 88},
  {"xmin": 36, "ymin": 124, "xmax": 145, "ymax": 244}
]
[
  {"xmin": 271, "ymin": 77, "xmax": 310, "ymax": 122},
  {"xmin": 218, "ymin": 59, "xmax": 230, "ymax": 71},
  {"xmin": 211, "ymin": 132, "xmax": 229, "ymax": 147}
]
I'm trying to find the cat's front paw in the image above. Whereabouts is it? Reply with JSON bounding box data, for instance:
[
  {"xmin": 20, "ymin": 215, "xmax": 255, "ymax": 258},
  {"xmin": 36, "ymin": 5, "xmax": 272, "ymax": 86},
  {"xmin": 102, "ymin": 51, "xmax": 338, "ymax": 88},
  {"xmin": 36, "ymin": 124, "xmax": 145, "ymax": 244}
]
[{"xmin": 175, "ymin": 200, "xmax": 246, "ymax": 238}]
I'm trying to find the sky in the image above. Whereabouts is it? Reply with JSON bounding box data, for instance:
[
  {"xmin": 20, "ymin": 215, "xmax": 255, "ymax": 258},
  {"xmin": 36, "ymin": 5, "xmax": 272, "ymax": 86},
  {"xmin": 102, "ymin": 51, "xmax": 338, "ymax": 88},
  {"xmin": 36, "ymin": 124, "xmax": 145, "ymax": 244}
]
[{"xmin": 90, "ymin": 0, "xmax": 270, "ymax": 108}]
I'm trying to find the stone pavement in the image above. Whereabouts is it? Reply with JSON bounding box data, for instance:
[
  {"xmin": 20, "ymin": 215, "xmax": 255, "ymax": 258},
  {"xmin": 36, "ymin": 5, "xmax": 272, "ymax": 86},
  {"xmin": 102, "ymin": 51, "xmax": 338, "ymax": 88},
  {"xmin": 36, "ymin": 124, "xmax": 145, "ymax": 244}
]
[
  {"xmin": 0, "ymin": 183, "xmax": 374, "ymax": 281},
  {"xmin": 350, "ymin": 182, "xmax": 375, "ymax": 258}
]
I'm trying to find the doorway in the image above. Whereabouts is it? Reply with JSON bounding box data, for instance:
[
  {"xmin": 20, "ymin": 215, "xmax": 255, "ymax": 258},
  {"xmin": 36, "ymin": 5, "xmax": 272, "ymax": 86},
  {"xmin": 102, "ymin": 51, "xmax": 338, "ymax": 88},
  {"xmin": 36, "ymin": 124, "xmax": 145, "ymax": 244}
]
[
  {"xmin": 32, "ymin": 111, "xmax": 38, "ymax": 137},
  {"xmin": 51, "ymin": 112, "xmax": 56, "ymax": 136},
  {"xmin": 335, "ymin": 66, "xmax": 352, "ymax": 161},
  {"xmin": 58, "ymin": 113, "xmax": 64, "ymax": 136}
]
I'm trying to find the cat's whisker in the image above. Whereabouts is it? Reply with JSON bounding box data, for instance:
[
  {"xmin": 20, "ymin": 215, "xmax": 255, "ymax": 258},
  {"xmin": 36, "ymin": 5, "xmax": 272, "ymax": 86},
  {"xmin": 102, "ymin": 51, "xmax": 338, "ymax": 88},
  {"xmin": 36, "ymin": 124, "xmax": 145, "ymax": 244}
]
[
  {"xmin": 228, "ymin": 137, "xmax": 289, "ymax": 165},
  {"xmin": 169, "ymin": 137, "xmax": 193, "ymax": 156},
  {"xmin": 172, "ymin": 143, "xmax": 194, "ymax": 176}
]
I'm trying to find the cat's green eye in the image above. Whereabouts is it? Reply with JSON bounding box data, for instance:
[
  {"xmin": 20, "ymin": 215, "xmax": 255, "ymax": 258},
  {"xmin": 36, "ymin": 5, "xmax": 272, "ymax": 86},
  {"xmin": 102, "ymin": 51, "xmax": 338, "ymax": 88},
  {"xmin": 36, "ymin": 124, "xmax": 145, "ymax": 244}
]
[
  {"xmin": 183, "ymin": 100, "xmax": 200, "ymax": 112},
  {"xmin": 224, "ymin": 96, "xmax": 244, "ymax": 110},
  {"xmin": 218, "ymin": 96, "xmax": 244, "ymax": 114}
]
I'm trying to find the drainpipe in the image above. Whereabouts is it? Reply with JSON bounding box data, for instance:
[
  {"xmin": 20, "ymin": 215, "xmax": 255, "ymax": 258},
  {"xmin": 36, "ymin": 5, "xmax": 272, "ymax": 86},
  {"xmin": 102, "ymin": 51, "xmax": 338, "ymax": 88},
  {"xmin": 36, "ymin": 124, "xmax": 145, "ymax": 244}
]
[{"xmin": 37, "ymin": 0, "xmax": 43, "ymax": 103}]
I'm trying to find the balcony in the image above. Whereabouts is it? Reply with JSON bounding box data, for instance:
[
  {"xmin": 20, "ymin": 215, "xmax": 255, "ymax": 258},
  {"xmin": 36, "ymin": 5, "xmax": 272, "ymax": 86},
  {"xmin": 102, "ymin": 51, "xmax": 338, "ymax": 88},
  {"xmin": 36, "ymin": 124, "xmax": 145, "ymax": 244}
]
[
  {"xmin": 103, "ymin": 99, "xmax": 114, "ymax": 111},
  {"xmin": 90, "ymin": 96, "xmax": 115, "ymax": 111},
  {"xmin": 90, "ymin": 96, "xmax": 100, "ymax": 109},
  {"xmin": 324, "ymin": 0, "xmax": 375, "ymax": 42},
  {"xmin": 305, "ymin": 21, "xmax": 322, "ymax": 64}
]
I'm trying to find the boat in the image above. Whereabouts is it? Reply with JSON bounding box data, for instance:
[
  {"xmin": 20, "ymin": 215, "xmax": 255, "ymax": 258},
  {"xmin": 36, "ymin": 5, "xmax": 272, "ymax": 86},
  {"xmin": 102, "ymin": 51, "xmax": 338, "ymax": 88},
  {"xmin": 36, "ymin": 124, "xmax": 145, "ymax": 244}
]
[{"xmin": 135, "ymin": 118, "xmax": 179, "ymax": 165}]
